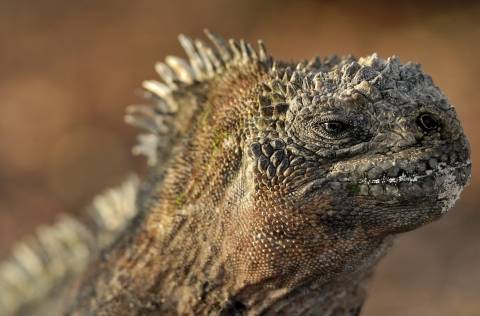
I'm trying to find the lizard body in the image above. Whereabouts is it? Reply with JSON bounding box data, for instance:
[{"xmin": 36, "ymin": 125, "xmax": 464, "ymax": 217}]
[{"xmin": 0, "ymin": 31, "xmax": 471, "ymax": 315}]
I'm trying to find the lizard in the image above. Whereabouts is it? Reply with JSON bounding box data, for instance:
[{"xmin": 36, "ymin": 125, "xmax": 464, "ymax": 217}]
[{"xmin": 0, "ymin": 30, "xmax": 471, "ymax": 315}]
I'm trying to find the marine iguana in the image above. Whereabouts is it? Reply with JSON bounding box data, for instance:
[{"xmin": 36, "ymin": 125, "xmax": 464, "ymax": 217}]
[{"xmin": 0, "ymin": 31, "xmax": 471, "ymax": 315}]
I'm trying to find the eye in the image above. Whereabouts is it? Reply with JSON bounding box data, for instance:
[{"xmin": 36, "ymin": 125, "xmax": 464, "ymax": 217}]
[
  {"xmin": 317, "ymin": 120, "xmax": 353, "ymax": 139},
  {"xmin": 416, "ymin": 113, "xmax": 439, "ymax": 132},
  {"xmin": 322, "ymin": 121, "xmax": 347, "ymax": 134}
]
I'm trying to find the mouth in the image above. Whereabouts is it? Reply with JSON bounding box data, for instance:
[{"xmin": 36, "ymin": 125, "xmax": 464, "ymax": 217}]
[
  {"xmin": 323, "ymin": 147, "xmax": 471, "ymax": 201},
  {"xmin": 352, "ymin": 159, "xmax": 471, "ymax": 204},
  {"xmin": 362, "ymin": 160, "xmax": 471, "ymax": 185},
  {"xmin": 328, "ymin": 143, "xmax": 471, "ymax": 184}
]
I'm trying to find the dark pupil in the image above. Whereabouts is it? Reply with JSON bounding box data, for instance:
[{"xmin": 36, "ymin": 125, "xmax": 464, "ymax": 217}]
[
  {"xmin": 323, "ymin": 121, "xmax": 345, "ymax": 134},
  {"xmin": 417, "ymin": 114, "xmax": 438, "ymax": 131}
]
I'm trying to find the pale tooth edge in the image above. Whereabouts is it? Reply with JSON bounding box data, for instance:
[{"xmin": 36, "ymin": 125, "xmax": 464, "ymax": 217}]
[{"xmin": 362, "ymin": 160, "xmax": 471, "ymax": 184}]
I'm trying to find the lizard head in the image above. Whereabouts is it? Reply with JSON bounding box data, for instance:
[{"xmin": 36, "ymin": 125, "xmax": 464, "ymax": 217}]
[
  {"xmin": 250, "ymin": 54, "xmax": 471, "ymax": 239},
  {"xmin": 236, "ymin": 54, "xmax": 471, "ymax": 285}
]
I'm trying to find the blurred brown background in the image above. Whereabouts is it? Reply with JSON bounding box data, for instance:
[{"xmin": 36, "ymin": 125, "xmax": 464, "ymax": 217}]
[{"xmin": 0, "ymin": 0, "xmax": 479, "ymax": 315}]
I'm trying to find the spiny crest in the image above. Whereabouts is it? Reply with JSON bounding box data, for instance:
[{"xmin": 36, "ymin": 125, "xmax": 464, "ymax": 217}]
[
  {"xmin": 88, "ymin": 174, "xmax": 139, "ymax": 245},
  {"xmin": 0, "ymin": 176, "xmax": 139, "ymax": 316},
  {"xmin": 0, "ymin": 216, "xmax": 93, "ymax": 315},
  {"xmin": 125, "ymin": 30, "xmax": 272, "ymax": 166}
]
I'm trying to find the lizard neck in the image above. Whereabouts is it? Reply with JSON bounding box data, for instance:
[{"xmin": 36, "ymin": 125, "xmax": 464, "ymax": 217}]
[
  {"xmin": 68, "ymin": 201, "xmax": 389, "ymax": 315},
  {"xmin": 69, "ymin": 198, "xmax": 392, "ymax": 315}
]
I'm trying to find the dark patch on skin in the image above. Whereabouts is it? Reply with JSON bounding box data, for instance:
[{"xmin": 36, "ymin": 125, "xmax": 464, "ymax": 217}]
[
  {"xmin": 220, "ymin": 299, "xmax": 247, "ymax": 316},
  {"xmin": 347, "ymin": 183, "xmax": 361, "ymax": 196}
]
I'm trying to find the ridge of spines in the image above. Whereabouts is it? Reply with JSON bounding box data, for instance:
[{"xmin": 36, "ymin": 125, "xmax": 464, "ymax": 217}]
[
  {"xmin": 88, "ymin": 174, "xmax": 140, "ymax": 243},
  {"xmin": 0, "ymin": 215, "xmax": 93, "ymax": 315},
  {"xmin": 126, "ymin": 30, "xmax": 272, "ymax": 166},
  {"xmin": 0, "ymin": 176, "xmax": 139, "ymax": 316}
]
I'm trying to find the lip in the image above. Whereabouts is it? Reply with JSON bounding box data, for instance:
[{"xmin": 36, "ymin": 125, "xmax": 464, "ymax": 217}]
[{"xmin": 362, "ymin": 160, "xmax": 472, "ymax": 185}]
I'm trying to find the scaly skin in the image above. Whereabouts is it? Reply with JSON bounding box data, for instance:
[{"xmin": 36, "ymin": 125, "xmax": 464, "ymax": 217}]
[{"xmin": 67, "ymin": 32, "xmax": 471, "ymax": 315}]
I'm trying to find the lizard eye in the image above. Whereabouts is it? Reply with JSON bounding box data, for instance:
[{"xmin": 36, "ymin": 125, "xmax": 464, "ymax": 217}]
[
  {"xmin": 322, "ymin": 121, "xmax": 346, "ymax": 133},
  {"xmin": 318, "ymin": 120, "xmax": 352, "ymax": 139}
]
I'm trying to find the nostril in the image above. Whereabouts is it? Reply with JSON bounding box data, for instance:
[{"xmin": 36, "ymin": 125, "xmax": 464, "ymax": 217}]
[{"xmin": 416, "ymin": 113, "xmax": 439, "ymax": 132}]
